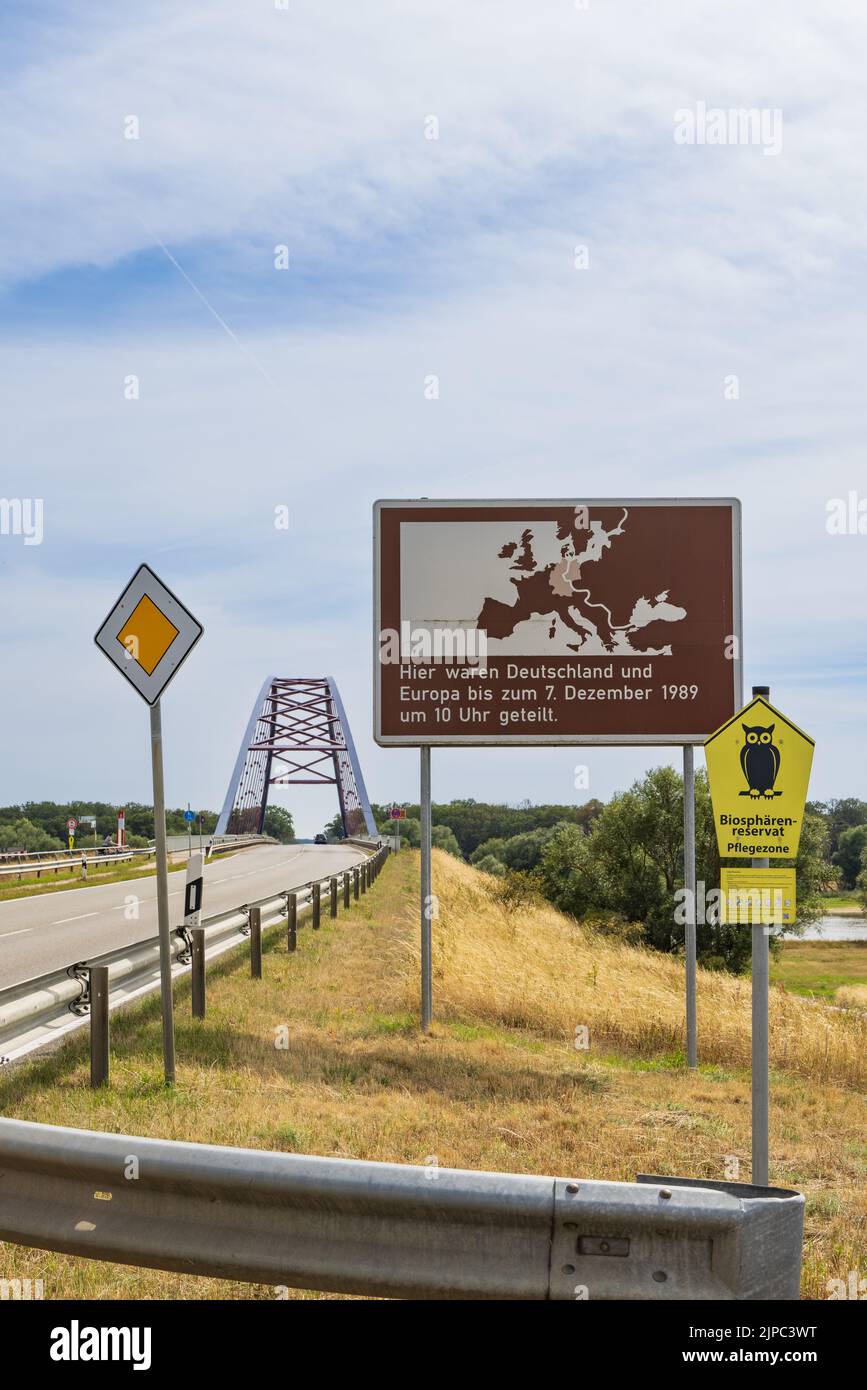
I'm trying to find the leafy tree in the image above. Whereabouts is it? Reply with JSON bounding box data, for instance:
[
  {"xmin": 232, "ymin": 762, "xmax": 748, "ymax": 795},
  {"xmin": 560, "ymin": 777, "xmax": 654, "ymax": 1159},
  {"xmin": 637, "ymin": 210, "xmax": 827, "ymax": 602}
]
[
  {"xmin": 0, "ymin": 817, "xmax": 64, "ymax": 852},
  {"xmin": 431, "ymin": 824, "xmax": 463, "ymax": 858},
  {"xmin": 538, "ymin": 823, "xmax": 600, "ymax": 919},
  {"xmin": 263, "ymin": 806, "xmax": 295, "ymax": 843},
  {"xmin": 473, "ymin": 853, "xmax": 506, "ymax": 877},
  {"xmin": 807, "ymin": 798, "xmax": 867, "ymax": 859},
  {"xmin": 831, "ymin": 823, "xmax": 867, "ymax": 889},
  {"xmin": 500, "ymin": 826, "xmax": 561, "ymax": 871},
  {"xmin": 390, "ymin": 798, "xmax": 603, "ymax": 857},
  {"xmin": 536, "ymin": 767, "xmax": 830, "ymax": 975},
  {"xmin": 469, "ymin": 837, "xmax": 506, "ymax": 865},
  {"xmin": 856, "ymin": 843, "xmax": 867, "ymax": 912},
  {"xmin": 0, "ymin": 801, "xmax": 219, "ymax": 845}
]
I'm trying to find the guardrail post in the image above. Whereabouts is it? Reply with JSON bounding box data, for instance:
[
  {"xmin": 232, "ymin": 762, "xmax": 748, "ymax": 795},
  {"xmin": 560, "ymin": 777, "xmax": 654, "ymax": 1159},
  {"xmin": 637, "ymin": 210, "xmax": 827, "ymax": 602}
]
[
  {"xmin": 360, "ymin": 863, "xmax": 366, "ymax": 895},
  {"xmin": 190, "ymin": 928, "xmax": 206, "ymax": 1017},
  {"xmin": 287, "ymin": 892, "xmax": 297, "ymax": 951},
  {"xmin": 250, "ymin": 907, "xmax": 262, "ymax": 978},
  {"xmin": 353, "ymin": 867, "xmax": 360, "ymax": 900},
  {"xmin": 330, "ymin": 877, "xmax": 338, "ymax": 918},
  {"xmin": 312, "ymin": 882, "xmax": 321, "ymax": 930},
  {"xmin": 89, "ymin": 965, "xmax": 110, "ymax": 1089},
  {"xmin": 343, "ymin": 872, "xmax": 350, "ymax": 909}
]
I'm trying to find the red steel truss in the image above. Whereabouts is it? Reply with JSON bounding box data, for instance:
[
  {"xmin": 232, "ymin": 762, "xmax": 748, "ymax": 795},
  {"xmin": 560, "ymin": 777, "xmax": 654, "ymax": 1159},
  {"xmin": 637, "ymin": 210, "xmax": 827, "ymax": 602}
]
[{"xmin": 215, "ymin": 676, "xmax": 376, "ymax": 839}]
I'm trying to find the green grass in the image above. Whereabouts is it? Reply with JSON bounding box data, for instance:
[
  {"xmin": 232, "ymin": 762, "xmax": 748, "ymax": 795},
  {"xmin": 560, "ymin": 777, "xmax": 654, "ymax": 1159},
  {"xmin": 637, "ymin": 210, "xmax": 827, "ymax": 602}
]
[
  {"xmin": 818, "ymin": 892, "xmax": 865, "ymax": 914},
  {"xmin": 0, "ymin": 852, "xmax": 863, "ymax": 1302},
  {"xmin": 771, "ymin": 939, "xmax": 867, "ymax": 999},
  {"xmin": 0, "ymin": 857, "xmax": 187, "ymax": 902}
]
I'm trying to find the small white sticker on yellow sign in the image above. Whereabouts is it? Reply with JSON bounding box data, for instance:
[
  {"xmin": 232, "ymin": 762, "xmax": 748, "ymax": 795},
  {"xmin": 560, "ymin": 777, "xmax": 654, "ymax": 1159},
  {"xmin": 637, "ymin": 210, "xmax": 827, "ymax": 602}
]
[
  {"xmin": 720, "ymin": 867, "xmax": 797, "ymax": 926},
  {"xmin": 94, "ymin": 564, "xmax": 203, "ymax": 705}
]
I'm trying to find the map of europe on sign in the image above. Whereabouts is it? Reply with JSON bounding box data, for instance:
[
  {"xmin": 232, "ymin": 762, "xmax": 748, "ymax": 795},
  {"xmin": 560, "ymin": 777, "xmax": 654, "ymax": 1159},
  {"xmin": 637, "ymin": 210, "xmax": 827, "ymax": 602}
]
[{"xmin": 374, "ymin": 499, "xmax": 742, "ymax": 746}]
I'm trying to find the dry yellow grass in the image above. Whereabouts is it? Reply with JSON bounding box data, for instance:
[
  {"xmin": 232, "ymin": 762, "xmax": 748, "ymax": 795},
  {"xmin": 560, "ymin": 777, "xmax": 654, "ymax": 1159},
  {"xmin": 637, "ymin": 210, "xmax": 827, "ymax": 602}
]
[
  {"xmin": 0, "ymin": 849, "xmax": 864, "ymax": 1301},
  {"xmin": 836, "ymin": 984, "xmax": 867, "ymax": 1011},
  {"xmin": 419, "ymin": 852, "xmax": 867, "ymax": 1090}
]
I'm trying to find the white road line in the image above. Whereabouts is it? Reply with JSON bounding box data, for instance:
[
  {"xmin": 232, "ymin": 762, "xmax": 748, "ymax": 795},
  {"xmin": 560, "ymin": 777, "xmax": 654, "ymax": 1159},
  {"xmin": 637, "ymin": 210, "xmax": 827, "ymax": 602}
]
[
  {"xmin": 0, "ymin": 928, "xmax": 31, "ymax": 938},
  {"xmin": 51, "ymin": 911, "xmax": 99, "ymax": 925}
]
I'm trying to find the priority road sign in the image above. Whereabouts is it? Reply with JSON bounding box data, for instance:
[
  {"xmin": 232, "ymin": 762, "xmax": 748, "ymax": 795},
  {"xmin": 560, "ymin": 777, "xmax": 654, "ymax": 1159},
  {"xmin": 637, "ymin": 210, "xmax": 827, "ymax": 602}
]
[
  {"xmin": 94, "ymin": 564, "xmax": 203, "ymax": 706},
  {"xmin": 94, "ymin": 566, "xmax": 204, "ymax": 1087},
  {"xmin": 704, "ymin": 695, "xmax": 814, "ymax": 860}
]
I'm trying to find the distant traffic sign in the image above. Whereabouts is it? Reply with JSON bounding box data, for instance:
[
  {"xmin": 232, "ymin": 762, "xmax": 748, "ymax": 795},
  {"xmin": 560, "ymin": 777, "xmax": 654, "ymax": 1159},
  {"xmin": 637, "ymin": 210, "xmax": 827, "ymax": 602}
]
[
  {"xmin": 94, "ymin": 564, "xmax": 203, "ymax": 706},
  {"xmin": 389, "ymin": 806, "xmax": 407, "ymax": 820},
  {"xmin": 705, "ymin": 696, "xmax": 814, "ymax": 859},
  {"xmin": 66, "ymin": 817, "xmax": 77, "ymax": 831},
  {"xmin": 184, "ymin": 810, "xmax": 196, "ymax": 823}
]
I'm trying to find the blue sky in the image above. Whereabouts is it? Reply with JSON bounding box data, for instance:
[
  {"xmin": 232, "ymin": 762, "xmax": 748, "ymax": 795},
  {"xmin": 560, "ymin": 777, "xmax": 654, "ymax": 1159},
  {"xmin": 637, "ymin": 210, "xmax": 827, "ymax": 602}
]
[{"xmin": 1, "ymin": 1, "xmax": 865, "ymax": 834}]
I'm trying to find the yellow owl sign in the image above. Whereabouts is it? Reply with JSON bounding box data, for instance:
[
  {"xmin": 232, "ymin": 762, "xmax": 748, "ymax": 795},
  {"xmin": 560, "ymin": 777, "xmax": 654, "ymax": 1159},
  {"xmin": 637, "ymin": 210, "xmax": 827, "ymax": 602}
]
[{"xmin": 704, "ymin": 696, "xmax": 814, "ymax": 859}]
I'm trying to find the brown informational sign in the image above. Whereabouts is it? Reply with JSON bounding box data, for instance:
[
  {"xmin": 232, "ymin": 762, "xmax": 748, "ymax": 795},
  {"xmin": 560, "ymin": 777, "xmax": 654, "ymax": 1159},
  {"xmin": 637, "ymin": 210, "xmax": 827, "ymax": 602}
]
[{"xmin": 373, "ymin": 499, "xmax": 742, "ymax": 745}]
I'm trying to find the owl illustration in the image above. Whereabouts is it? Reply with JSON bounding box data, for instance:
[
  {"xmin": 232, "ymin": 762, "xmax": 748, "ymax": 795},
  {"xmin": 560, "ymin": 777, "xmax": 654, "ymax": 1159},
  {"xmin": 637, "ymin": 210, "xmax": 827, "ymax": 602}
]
[{"xmin": 739, "ymin": 723, "xmax": 781, "ymax": 798}]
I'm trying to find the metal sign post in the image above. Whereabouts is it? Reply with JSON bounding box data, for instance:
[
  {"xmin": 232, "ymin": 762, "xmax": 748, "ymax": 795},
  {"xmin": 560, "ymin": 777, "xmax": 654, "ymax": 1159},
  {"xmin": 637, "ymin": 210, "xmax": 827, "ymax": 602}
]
[
  {"xmin": 374, "ymin": 498, "xmax": 744, "ymax": 1036},
  {"xmin": 149, "ymin": 700, "xmax": 176, "ymax": 1085},
  {"xmin": 683, "ymin": 744, "xmax": 697, "ymax": 1069},
  {"xmin": 420, "ymin": 748, "xmax": 432, "ymax": 1032},
  {"xmin": 749, "ymin": 685, "xmax": 771, "ymax": 1188},
  {"xmin": 704, "ymin": 683, "xmax": 814, "ymax": 1187},
  {"xmin": 94, "ymin": 562, "xmax": 203, "ymax": 1087}
]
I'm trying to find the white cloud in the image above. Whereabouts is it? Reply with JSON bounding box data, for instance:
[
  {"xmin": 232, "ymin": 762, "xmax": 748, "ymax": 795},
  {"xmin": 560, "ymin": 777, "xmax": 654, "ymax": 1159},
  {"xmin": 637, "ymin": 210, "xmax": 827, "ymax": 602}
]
[{"xmin": 1, "ymin": 1, "xmax": 866, "ymax": 830}]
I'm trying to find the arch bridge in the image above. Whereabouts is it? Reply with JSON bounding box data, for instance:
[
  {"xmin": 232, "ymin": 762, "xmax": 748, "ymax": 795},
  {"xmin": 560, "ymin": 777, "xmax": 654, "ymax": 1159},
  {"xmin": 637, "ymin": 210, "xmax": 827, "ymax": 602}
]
[{"xmin": 215, "ymin": 677, "xmax": 377, "ymax": 839}]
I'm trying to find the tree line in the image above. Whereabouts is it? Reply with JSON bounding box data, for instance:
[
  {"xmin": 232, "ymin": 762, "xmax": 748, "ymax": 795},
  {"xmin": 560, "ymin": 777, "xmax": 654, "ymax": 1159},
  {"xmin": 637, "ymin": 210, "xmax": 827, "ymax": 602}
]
[
  {"xmin": 0, "ymin": 802, "xmax": 295, "ymax": 850},
  {"xmin": 372, "ymin": 784, "xmax": 862, "ymax": 975}
]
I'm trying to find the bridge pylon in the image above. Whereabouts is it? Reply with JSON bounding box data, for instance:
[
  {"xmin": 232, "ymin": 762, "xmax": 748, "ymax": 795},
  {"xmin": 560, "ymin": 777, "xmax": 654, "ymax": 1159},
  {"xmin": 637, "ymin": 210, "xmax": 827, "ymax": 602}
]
[{"xmin": 215, "ymin": 676, "xmax": 377, "ymax": 839}]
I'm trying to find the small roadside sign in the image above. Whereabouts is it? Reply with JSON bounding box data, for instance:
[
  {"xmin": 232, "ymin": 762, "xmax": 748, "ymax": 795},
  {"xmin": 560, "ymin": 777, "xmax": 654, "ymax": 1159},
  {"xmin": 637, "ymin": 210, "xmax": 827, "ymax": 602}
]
[
  {"xmin": 67, "ymin": 817, "xmax": 78, "ymax": 831},
  {"xmin": 94, "ymin": 564, "xmax": 203, "ymax": 706},
  {"xmin": 94, "ymin": 565, "xmax": 204, "ymax": 1087},
  {"xmin": 184, "ymin": 809, "xmax": 196, "ymax": 823},
  {"xmin": 183, "ymin": 853, "xmax": 204, "ymax": 927},
  {"xmin": 720, "ymin": 866, "xmax": 797, "ymax": 926},
  {"xmin": 389, "ymin": 806, "xmax": 407, "ymax": 820},
  {"xmin": 704, "ymin": 695, "xmax": 814, "ymax": 860}
]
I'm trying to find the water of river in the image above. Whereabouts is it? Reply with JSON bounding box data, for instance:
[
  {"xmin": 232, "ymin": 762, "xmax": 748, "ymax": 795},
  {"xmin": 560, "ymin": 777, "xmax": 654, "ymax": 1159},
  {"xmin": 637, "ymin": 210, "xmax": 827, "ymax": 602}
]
[{"xmin": 782, "ymin": 915, "xmax": 867, "ymax": 942}]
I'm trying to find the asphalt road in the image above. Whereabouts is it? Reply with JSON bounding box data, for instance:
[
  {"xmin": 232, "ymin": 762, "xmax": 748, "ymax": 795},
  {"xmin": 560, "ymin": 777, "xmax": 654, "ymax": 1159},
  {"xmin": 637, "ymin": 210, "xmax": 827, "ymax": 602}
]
[{"xmin": 0, "ymin": 844, "xmax": 367, "ymax": 989}]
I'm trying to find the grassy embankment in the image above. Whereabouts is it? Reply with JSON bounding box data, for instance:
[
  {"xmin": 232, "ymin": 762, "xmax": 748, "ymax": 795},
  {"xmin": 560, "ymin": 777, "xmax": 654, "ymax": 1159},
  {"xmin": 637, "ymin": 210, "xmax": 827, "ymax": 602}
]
[{"xmin": 0, "ymin": 849, "xmax": 864, "ymax": 1300}]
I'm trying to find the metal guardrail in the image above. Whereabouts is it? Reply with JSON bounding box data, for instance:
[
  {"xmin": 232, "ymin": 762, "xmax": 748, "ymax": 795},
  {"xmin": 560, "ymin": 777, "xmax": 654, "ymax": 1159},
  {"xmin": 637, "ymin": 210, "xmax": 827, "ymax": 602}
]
[
  {"xmin": 0, "ymin": 1118, "xmax": 804, "ymax": 1299},
  {"xmin": 0, "ymin": 848, "xmax": 383, "ymax": 1063},
  {"xmin": 0, "ymin": 835, "xmax": 271, "ymax": 880},
  {"xmin": 0, "ymin": 848, "xmax": 151, "ymax": 881}
]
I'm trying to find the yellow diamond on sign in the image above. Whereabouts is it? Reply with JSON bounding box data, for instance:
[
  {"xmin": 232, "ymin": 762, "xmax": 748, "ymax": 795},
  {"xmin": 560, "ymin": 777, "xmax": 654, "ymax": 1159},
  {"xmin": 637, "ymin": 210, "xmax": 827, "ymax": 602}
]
[
  {"xmin": 96, "ymin": 564, "xmax": 202, "ymax": 705},
  {"xmin": 705, "ymin": 696, "xmax": 814, "ymax": 860},
  {"xmin": 117, "ymin": 594, "xmax": 180, "ymax": 675}
]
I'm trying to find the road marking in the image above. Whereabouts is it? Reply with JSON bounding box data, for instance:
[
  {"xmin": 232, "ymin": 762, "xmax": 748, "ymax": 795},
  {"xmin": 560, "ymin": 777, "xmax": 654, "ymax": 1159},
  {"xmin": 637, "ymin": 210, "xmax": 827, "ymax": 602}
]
[
  {"xmin": 51, "ymin": 911, "xmax": 99, "ymax": 925},
  {"xmin": 0, "ymin": 928, "xmax": 31, "ymax": 938}
]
